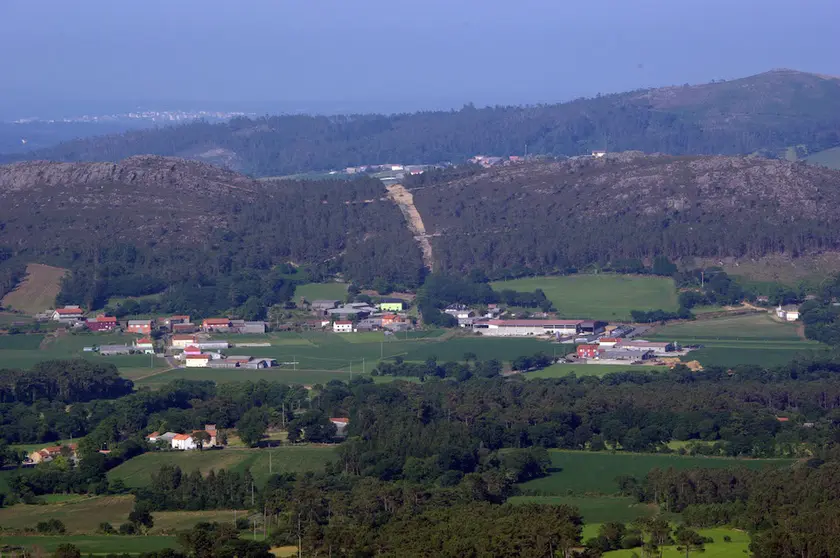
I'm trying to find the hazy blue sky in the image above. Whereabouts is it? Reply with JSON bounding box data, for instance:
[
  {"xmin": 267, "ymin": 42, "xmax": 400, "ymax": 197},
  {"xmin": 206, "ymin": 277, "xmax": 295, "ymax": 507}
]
[{"xmin": 1, "ymin": 0, "xmax": 839, "ymax": 117}]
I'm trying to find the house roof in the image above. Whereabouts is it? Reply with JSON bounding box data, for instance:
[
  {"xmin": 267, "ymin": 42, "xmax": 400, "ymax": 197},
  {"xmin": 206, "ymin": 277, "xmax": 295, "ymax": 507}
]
[
  {"xmin": 599, "ymin": 338, "xmax": 620, "ymax": 343},
  {"xmin": 184, "ymin": 345, "xmax": 201, "ymax": 352},
  {"xmin": 55, "ymin": 308, "xmax": 83, "ymax": 315},
  {"xmin": 147, "ymin": 431, "xmax": 160, "ymax": 438},
  {"xmin": 170, "ymin": 315, "xmax": 190, "ymax": 320},
  {"xmin": 484, "ymin": 319, "xmax": 583, "ymax": 327},
  {"xmin": 618, "ymin": 341, "xmax": 672, "ymax": 348},
  {"xmin": 137, "ymin": 338, "xmax": 153, "ymax": 344},
  {"xmin": 203, "ymin": 318, "xmax": 231, "ymax": 325},
  {"xmin": 185, "ymin": 353, "xmax": 209, "ymax": 360},
  {"xmin": 578, "ymin": 344, "xmax": 600, "ymax": 350},
  {"xmin": 128, "ymin": 320, "xmax": 152, "ymax": 326},
  {"xmin": 93, "ymin": 315, "xmax": 117, "ymax": 322},
  {"xmin": 334, "ymin": 320, "xmax": 353, "ymax": 325},
  {"xmin": 173, "ymin": 434, "xmax": 192, "ymax": 440},
  {"xmin": 329, "ymin": 417, "xmax": 350, "ymax": 424}
]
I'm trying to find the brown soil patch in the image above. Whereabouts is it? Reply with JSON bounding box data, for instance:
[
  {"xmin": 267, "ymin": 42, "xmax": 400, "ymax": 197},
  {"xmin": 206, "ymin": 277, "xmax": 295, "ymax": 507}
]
[
  {"xmin": 1, "ymin": 263, "xmax": 68, "ymax": 315},
  {"xmin": 385, "ymin": 183, "xmax": 434, "ymax": 270}
]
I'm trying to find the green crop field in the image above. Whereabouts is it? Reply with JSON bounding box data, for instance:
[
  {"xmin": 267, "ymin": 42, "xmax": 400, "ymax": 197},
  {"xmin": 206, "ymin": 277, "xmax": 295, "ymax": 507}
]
[
  {"xmin": 294, "ymin": 282, "xmax": 349, "ymax": 302},
  {"xmin": 0, "ymin": 535, "xmax": 177, "ymax": 554},
  {"xmin": 0, "ymin": 334, "xmax": 44, "ymax": 350},
  {"xmin": 0, "ymin": 495, "xmax": 135, "ymax": 532},
  {"xmin": 108, "ymin": 446, "xmax": 338, "ymax": 488},
  {"xmin": 509, "ymin": 495, "xmax": 659, "ymax": 524},
  {"xmin": 646, "ymin": 313, "xmax": 826, "ymax": 368},
  {"xmin": 490, "ymin": 274, "xmax": 679, "ymax": 321},
  {"xmin": 519, "ymin": 450, "xmax": 793, "ymax": 496},
  {"xmin": 526, "ymin": 363, "xmax": 669, "ymax": 379},
  {"xmin": 138, "ymin": 331, "xmax": 561, "ymax": 387}
]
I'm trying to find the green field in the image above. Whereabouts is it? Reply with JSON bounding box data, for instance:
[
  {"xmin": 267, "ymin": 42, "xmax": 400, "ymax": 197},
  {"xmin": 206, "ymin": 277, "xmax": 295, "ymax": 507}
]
[
  {"xmin": 0, "ymin": 331, "xmax": 168, "ymax": 375},
  {"xmin": 490, "ymin": 274, "xmax": 679, "ymax": 321},
  {"xmin": 107, "ymin": 446, "xmax": 338, "ymax": 488},
  {"xmin": 519, "ymin": 450, "xmax": 793, "ymax": 496},
  {"xmin": 509, "ymin": 495, "xmax": 659, "ymax": 524},
  {"xmin": 602, "ymin": 527, "xmax": 750, "ymax": 557},
  {"xmin": 0, "ymin": 535, "xmax": 177, "ymax": 554},
  {"xmin": 138, "ymin": 331, "xmax": 562, "ymax": 387},
  {"xmin": 294, "ymin": 282, "xmax": 349, "ymax": 302},
  {"xmin": 647, "ymin": 313, "xmax": 825, "ymax": 368},
  {"xmin": 526, "ymin": 363, "xmax": 669, "ymax": 379}
]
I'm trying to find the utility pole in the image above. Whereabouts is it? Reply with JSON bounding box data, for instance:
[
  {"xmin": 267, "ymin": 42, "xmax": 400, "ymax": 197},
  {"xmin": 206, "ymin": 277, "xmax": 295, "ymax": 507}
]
[
  {"xmin": 293, "ymin": 355, "xmax": 296, "ymax": 371},
  {"xmin": 380, "ymin": 340, "xmax": 383, "ymax": 359},
  {"xmin": 269, "ymin": 451, "xmax": 272, "ymax": 474},
  {"xmin": 362, "ymin": 357, "xmax": 365, "ymax": 375},
  {"xmin": 251, "ymin": 481, "xmax": 255, "ymax": 506},
  {"xmin": 349, "ymin": 361, "xmax": 352, "ymax": 380}
]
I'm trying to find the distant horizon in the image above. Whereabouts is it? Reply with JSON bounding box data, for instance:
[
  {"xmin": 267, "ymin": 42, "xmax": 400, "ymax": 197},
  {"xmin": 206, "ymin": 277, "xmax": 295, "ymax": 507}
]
[{"xmin": 0, "ymin": 66, "xmax": 827, "ymax": 122}]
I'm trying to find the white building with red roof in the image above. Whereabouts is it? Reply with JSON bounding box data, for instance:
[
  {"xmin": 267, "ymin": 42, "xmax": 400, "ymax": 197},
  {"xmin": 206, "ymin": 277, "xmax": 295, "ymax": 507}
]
[{"xmin": 51, "ymin": 306, "xmax": 84, "ymax": 322}]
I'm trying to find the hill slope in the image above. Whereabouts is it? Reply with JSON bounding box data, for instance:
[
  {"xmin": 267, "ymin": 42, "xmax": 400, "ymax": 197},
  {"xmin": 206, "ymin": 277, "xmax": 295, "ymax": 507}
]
[
  {"xmin": 407, "ymin": 153, "xmax": 840, "ymax": 273},
  {"xmin": 0, "ymin": 156, "xmax": 423, "ymax": 313},
  {"xmin": 4, "ymin": 70, "xmax": 840, "ymax": 176}
]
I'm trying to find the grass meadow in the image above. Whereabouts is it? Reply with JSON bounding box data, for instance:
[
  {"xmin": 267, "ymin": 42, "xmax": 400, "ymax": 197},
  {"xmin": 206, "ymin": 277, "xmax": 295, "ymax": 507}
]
[
  {"xmin": 647, "ymin": 313, "xmax": 826, "ymax": 368},
  {"xmin": 293, "ymin": 282, "xmax": 349, "ymax": 302},
  {"xmin": 518, "ymin": 450, "xmax": 793, "ymax": 496},
  {"xmin": 107, "ymin": 446, "xmax": 338, "ymax": 488},
  {"xmin": 490, "ymin": 274, "xmax": 679, "ymax": 321}
]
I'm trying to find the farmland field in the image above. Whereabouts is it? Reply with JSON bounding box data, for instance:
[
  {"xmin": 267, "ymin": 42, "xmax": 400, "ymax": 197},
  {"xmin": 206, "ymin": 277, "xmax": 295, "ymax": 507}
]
[
  {"xmin": 647, "ymin": 313, "xmax": 826, "ymax": 367},
  {"xmin": 107, "ymin": 446, "xmax": 338, "ymax": 488},
  {"xmin": 1, "ymin": 263, "xmax": 68, "ymax": 315},
  {"xmin": 509, "ymin": 495, "xmax": 659, "ymax": 524},
  {"xmin": 0, "ymin": 495, "xmax": 134, "ymax": 532},
  {"xmin": 294, "ymin": 282, "xmax": 349, "ymax": 302},
  {"xmin": 490, "ymin": 274, "xmax": 678, "ymax": 321},
  {"xmin": 518, "ymin": 450, "xmax": 793, "ymax": 496},
  {"xmin": 0, "ymin": 535, "xmax": 177, "ymax": 554},
  {"xmin": 526, "ymin": 363, "xmax": 669, "ymax": 379}
]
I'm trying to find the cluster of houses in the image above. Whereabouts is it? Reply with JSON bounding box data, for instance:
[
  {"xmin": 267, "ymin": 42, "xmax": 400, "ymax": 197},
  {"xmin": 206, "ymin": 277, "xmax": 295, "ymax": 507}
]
[
  {"xmin": 47, "ymin": 307, "xmax": 268, "ymax": 336},
  {"xmin": 309, "ymin": 298, "xmax": 411, "ymax": 333},
  {"xmin": 147, "ymin": 425, "xmax": 219, "ymax": 450},
  {"xmin": 776, "ymin": 305, "xmax": 800, "ymax": 322},
  {"xmin": 576, "ymin": 338, "xmax": 679, "ymax": 363},
  {"xmin": 28, "ymin": 443, "xmax": 78, "ymax": 464}
]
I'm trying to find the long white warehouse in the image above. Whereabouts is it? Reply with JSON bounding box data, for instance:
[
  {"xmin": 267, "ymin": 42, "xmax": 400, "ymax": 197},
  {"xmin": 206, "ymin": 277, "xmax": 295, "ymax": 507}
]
[{"xmin": 472, "ymin": 319, "xmax": 583, "ymax": 337}]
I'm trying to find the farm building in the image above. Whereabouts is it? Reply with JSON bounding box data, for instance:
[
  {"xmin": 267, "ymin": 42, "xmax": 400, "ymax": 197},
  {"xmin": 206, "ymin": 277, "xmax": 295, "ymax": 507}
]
[
  {"xmin": 28, "ymin": 443, "xmax": 77, "ymax": 464},
  {"xmin": 127, "ymin": 319, "xmax": 153, "ymax": 335},
  {"xmin": 330, "ymin": 417, "xmax": 350, "ymax": 437},
  {"xmin": 51, "ymin": 305, "xmax": 84, "ymax": 322},
  {"xmin": 202, "ymin": 318, "xmax": 231, "ymax": 332},
  {"xmin": 86, "ymin": 315, "xmax": 118, "ymax": 332},
  {"xmin": 147, "ymin": 431, "xmax": 177, "ymax": 444},
  {"xmin": 310, "ymin": 300, "xmax": 340, "ymax": 312},
  {"xmin": 776, "ymin": 305, "xmax": 800, "ymax": 321},
  {"xmin": 599, "ymin": 349, "xmax": 654, "ymax": 361},
  {"xmin": 472, "ymin": 319, "xmax": 583, "ymax": 337},
  {"xmin": 579, "ymin": 320, "xmax": 608, "ymax": 335},
  {"xmin": 577, "ymin": 344, "xmax": 601, "ymax": 359},
  {"xmin": 196, "ymin": 341, "xmax": 230, "ymax": 350},
  {"xmin": 172, "ymin": 323, "xmax": 198, "ymax": 334},
  {"xmin": 185, "ymin": 354, "xmax": 210, "ymax": 367},
  {"xmin": 616, "ymin": 340, "xmax": 675, "ymax": 354},
  {"xmin": 597, "ymin": 337, "xmax": 621, "ymax": 347},
  {"xmin": 100, "ymin": 344, "xmax": 131, "ymax": 356},
  {"xmin": 170, "ymin": 425, "xmax": 218, "ymax": 450},
  {"xmin": 378, "ymin": 298, "xmax": 406, "ymax": 312},
  {"xmin": 241, "ymin": 321, "xmax": 267, "ymax": 334},
  {"xmin": 172, "ymin": 334, "xmax": 198, "ymax": 349},
  {"xmin": 163, "ymin": 315, "xmax": 191, "ymax": 328},
  {"xmin": 333, "ymin": 321, "xmax": 353, "ymax": 333},
  {"xmin": 134, "ymin": 338, "xmax": 155, "ymax": 354}
]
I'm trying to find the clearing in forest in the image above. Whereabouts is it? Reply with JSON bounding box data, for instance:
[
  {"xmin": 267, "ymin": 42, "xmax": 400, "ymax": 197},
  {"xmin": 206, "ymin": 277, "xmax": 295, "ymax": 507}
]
[
  {"xmin": 490, "ymin": 274, "xmax": 679, "ymax": 321},
  {"xmin": 1, "ymin": 263, "xmax": 68, "ymax": 315},
  {"xmin": 385, "ymin": 183, "xmax": 434, "ymax": 270}
]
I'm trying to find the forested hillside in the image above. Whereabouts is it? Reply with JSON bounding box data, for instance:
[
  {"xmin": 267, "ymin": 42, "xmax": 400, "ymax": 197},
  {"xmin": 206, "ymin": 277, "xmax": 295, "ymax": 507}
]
[
  {"xmin": 4, "ymin": 69, "xmax": 840, "ymax": 175},
  {"xmin": 409, "ymin": 153, "xmax": 840, "ymax": 274},
  {"xmin": 0, "ymin": 156, "xmax": 424, "ymax": 314}
]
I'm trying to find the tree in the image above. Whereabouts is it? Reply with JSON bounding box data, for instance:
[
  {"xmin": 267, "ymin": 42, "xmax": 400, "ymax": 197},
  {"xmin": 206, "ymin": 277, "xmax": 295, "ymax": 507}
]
[
  {"xmin": 192, "ymin": 430, "xmax": 211, "ymax": 450},
  {"xmin": 53, "ymin": 544, "xmax": 81, "ymax": 558},
  {"xmin": 237, "ymin": 407, "xmax": 269, "ymax": 447},
  {"xmin": 129, "ymin": 504, "xmax": 155, "ymax": 534},
  {"xmin": 674, "ymin": 525, "xmax": 705, "ymax": 557}
]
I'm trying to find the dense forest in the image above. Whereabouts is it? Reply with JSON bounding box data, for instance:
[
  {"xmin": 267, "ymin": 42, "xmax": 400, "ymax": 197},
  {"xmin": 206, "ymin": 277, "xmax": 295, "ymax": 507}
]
[
  {"xmin": 9, "ymin": 355, "xmax": 840, "ymax": 554},
  {"xmin": 409, "ymin": 154, "xmax": 840, "ymax": 275},
  {"xmin": 3, "ymin": 70, "xmax": 840, "ymax": 176},
  {"xmin": 0, "ymin": 157, "xmax": 424, "ymax": 314}
]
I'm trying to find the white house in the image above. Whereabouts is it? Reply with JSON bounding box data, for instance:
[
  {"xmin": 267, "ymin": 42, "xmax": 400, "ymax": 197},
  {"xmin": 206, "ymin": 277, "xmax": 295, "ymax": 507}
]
[
  {"xmin": 776, "ymin": 305, "xmax": 800, "ymax": 321},
  {"xmin": 330, "ymin": 418, "xmax": 350, "ymax": 437},
  {"xmin": 135, "ymin": 338, "xmax": 155, "ymax": 354},
  {"xmin": 172, "ymin": 334, "xmax": 198, "ymax": 349},
  {"xmin": 333, "ymin": 320, "xmax": 353, "ymax": 333},
  {"xmin": 51, "ymin": 306, "xmax": 84, "ymax": 322},
  {"xmin": 472, "ymin": 319, "xmax": 583, "ymax": 337},
  {"xmin": 171, "ymin": 433, "xmax": 197, "ymax": 450},
  {"xmin": 185, "ymin": 354, "xmax": 210, "ymax": 367}
]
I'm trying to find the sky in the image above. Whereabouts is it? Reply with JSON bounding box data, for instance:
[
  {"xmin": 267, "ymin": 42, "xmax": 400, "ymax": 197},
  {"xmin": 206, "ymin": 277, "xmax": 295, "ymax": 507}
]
[{"xmin": 1, "ymin": 0, "xmax": 839, "ymax": 118}]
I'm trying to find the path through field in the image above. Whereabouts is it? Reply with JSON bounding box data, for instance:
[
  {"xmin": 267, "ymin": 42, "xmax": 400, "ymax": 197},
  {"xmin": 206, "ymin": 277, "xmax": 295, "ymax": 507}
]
[{"xmin": 385, "ymin": 183, "xmax": 434, "ymax": 270}]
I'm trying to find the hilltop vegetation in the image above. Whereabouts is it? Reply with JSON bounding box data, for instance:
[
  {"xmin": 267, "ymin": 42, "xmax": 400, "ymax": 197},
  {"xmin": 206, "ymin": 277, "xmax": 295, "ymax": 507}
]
[{"xmin": 4, "ymin": 69, "xmax": 840, "ymax": 175}]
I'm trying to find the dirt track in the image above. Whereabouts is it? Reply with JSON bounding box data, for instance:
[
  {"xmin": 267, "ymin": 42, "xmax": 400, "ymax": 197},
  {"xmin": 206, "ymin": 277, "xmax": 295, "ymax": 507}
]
[{"xmin": 385, "ymin": 183, "xmax": 434, "ymax": 270}]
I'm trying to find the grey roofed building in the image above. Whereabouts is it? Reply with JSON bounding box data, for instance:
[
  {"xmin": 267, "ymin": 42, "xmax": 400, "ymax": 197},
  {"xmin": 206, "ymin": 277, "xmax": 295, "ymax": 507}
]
[
  {"xmin": 99, "ymin": 344, "xmax": 131, "ymax": 355},
  {"xmin": 599, "ymin": 348, "xmax": 653, "ymax": 361},
  {"xmin": 311, "ymin": 300, "xmax": 341, "ymax": 311},
  {"xmin": 242, "ymin": 321, "xmax": 266, "ymax": 334}
]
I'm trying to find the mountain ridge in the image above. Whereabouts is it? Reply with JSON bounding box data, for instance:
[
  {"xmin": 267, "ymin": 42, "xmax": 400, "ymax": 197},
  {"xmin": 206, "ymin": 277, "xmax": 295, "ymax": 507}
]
[{"xmin": 4, "ymin": 69, "xmax": 840, "ymax": 176}]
